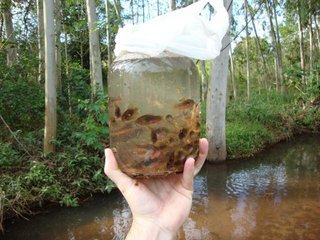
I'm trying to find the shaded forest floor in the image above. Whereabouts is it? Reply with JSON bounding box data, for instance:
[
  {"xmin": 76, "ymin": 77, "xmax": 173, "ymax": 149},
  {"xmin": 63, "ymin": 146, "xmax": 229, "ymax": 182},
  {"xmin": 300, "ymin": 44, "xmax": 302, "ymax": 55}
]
[{"xmin": 1, "ymin": 90, "xmax": 320, "ymax": 232}]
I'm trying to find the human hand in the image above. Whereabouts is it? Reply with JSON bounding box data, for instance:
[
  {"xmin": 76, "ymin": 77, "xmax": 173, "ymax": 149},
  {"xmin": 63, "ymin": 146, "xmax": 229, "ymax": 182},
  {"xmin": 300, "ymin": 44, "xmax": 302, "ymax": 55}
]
[{"xmin": 104, "ymin": 138, "xmax": 208, "ymax": 240}]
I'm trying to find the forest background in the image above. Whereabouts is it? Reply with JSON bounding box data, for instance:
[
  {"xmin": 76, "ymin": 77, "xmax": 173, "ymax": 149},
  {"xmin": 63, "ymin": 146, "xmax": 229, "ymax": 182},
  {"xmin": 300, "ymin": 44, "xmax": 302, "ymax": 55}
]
[{"xmin": 0, "ymin": 0, "xmax": 319, "ymax": 231}]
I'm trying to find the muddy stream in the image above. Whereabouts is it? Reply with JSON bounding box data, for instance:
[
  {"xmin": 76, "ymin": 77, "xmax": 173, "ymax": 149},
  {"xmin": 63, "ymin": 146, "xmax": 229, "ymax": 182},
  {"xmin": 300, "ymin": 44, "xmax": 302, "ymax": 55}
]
[{"xmin": 2, "ymin": 134, "xmax": 320, "ymax": 240}]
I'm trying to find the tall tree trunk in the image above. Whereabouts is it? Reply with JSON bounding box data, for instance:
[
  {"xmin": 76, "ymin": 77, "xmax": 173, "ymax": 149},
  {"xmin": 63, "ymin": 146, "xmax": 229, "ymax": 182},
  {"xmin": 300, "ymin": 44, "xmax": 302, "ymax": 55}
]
[
  {"xmin": 1, "ymin": 0, "xmax": 17, "ymax": 66},
  {"xmin": 157, "ymin": 0, "xmax": 160, "ymax": 16},
  {"xmin": 136, "ymin": 0, "xmax": 139, "ymax": 23},
  {"xmin": 86, "ymin": 0, "xmax": 104, "ymax": 96},
  {"xmin": 55, "ymin": 0, "xmax": 62, "ymax": 94},
  {"xmin": 37, "ymin": 0, "xmax": 45, "ymax": 83},
  {"xmin": 206, "ymin": 0, "xmax": 231, "ymax": 162},
  {"xmin": 142, "ymin": 0, "xmax": 145, "ymax": 22},
  {"xmin": 245, "ymin": 0, "xmax": 250, "ymax": 100},
  {"xmin": 194, "ymin": 0, "xmax": 207, "ymax": 102},
  {"xmin": 170, "ymin": 0, "xmax": 176, "ymax": 11},
  {"xmin": 43, "ymin": 0, "xmax": 57, "ymax": 153},
  {"xmin": 298, "ymin": 2, "xmax": 306, "ymax": 85},
  {"xmin": 264, "ymin": 0, "xmax": 280, "ymax": 91},
  {"xmin": 309, "ymin": 21, "xmax": 314, "ymax": 69},
  {"xmin": 254, "ymin": 48, "xmax": 262, "ymax": 95},
  {"xmin": 200, "ymin": 61, "xmax": 207, "ymax": 102},
  {"xmin": 308, "ymin": 0, "xmax": 314, "ymax": 68},
  {"xmin": 315, "ymin": 15, "xmax": 320, "ymax": 53},
  {"xmin": 229, "ymin": 48, "xmax": 237, "ymax": 100},
  {"xmin": 113, "ymin": 0, "xmax": 123, "ymax": 26},
  {"xmin": 105, "ymin": 0, "xmax": 112, "ymax": 80},
  {"xmin": 0, "ymin": 17, "xmax": 3, "ymax": 43},
  {"xmin": 63, "ymin": 25, "xmax": 72, "ymax": 115},
  {"xmin": 314, "ymin": 15, "xmax": 320, "ymax": 59},
  {"xmin": 130, "ymin": 0, "xmax": 135, "ymax": 23},
  {"xmin": 271, "ymin": 0, "xmax": 284, "ymax": 92},
  {"xmin": 249, "ymin": 5, "xmax": 269, "ymax": 92}
]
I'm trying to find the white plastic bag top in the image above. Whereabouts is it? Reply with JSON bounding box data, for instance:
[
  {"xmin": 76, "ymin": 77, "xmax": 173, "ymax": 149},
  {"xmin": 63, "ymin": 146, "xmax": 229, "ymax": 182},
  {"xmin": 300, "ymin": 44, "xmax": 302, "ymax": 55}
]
[{"xmin": 114, "ymin": 0, "xmax": 229, "ymax": 60}]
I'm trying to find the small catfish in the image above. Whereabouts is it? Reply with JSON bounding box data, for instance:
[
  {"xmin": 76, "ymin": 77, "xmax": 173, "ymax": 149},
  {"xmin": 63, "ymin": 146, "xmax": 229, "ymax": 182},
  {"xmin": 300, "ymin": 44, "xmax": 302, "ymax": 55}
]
[
  {"xmin": 122, "ymin": 108, "xmax": 138, "ymax": 121},
  {"xmin": 115, "ymin": 106, "xmax": 121, "ymax": 118},
  {"xmin": 135, "ymin": 115, "xmax": 162, "ymax": 126},
  {"xmin": 174, "ymin": 98, "xmax": 195, "ymax": 110},
  {"xmin": 110, "ymin": 123, "xmax": 135, "ymax": 136},
  {"xmin": 151, "ymin": 127, "xmax": 170, "ymax": 143}
]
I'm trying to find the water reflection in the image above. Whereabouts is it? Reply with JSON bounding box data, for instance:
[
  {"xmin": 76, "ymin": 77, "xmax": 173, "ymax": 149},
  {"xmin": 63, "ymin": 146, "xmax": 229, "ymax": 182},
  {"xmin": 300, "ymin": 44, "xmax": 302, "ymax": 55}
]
[
  {"xmin": 111, "ymin": 200, "xmax": 131, "ymax": 239},
  {"xmin": 2, "ymin": 134, "xmax": 320, "ymax": 240}
]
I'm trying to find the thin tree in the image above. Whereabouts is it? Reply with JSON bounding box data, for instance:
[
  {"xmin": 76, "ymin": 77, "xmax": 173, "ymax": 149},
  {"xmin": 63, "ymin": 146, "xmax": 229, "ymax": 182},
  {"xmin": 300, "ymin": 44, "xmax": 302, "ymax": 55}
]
[
  {"xmin": 298, "ymin": 0, "xmax": 306, "ymax": 85},
  {"xmin": 200, "ymin": 61, "xmax": 207, "ymax": 102},
  {"xmin": 206, "ymin": 0, "xmax": 232, "ymax": 162},
  {"xmin": 1, "ymin": 0, "xmax": 18, "ymax": 66},
  {"xmin": 86, "ymin": 0, "xmax": 104, "ymax": 96},
  {"xmin": 37, "ymin": 0, "xmax": 45, "ymax": 83},
  {"xmin": 0, "ymin": 16, "xmax": 3, "ymax": 43},
  {"xmin": 130, "ymin": 0, "xmax": 135, "ymax": 23},
  {"xmin": 314, "ymin": 15, "xmax": 320, "ymax": 60},
  {"xmin": 229, "ymin": 47, "xmax": 237, "ymax": 100},
  {"xmin": 315, "ymin": 15, "xmax": 320, "ymax": 54},
  {"xmin": 309, "ymin": 0, "xmax": 314, "ymax": 68},
  {"xmin": 264, "ymin": 0, "xmax": 280, "ymax": 91},
  {"xmin": 170, "ymin": 0, "xmax": 176, "ymax": 11},
  {"xmin": 113, "ymin": 0, "xmax": 123, "ymax": 26},
  {"xmin": 55, "ymin": 0, "xmax": 62, "ymax": 94},
  {"xmin": 248, "ymin": 2, "xmax": 269, "ymax": 91},
  {"xmin": 43, "ymin": 0, "xmax": 57, "ymax": 153},
  {"xmin": 271, "ymin": 0, "xmax": 284, "ymax": 92},
  {"xmin": 245, "ymin": 0, "xmax": 251, "ymax": 100},
  {"xmin": 157, "ymin": 0, "xmax": 160, "ymax": 16},
  {"xmin": 63, "ymin": 24, "xmax": 72, "ymax": 114},
  {"xmin": 193, "ymin": 0, "xmax": 207, "ymax": 101},
  {"xmin": 142, "ymin": 0, "xmax": 145, "ymax": 22},
  {"xmin": 105, "ymin": 0, "xmax": 112, "ymax": 79}
]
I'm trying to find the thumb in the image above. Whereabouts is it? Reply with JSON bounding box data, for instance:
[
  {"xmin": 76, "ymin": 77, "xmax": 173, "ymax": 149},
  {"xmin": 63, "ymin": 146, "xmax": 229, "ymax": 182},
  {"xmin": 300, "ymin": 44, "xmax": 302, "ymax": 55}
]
[{"xmin": 181, "ymin": 157, "xmax": 195, "ymax": 192}]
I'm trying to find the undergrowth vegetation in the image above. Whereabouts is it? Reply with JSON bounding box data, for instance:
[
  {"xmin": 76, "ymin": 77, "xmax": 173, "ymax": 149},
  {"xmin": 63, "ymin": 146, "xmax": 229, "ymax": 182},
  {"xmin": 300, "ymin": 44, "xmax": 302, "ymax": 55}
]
[
  {"xmin": 0, "ymin": 69, "xmax": 114, "ymax": 228},
  {"xmin": 225, "ymin": 91, "xmax": 320, "ymax": 158}
]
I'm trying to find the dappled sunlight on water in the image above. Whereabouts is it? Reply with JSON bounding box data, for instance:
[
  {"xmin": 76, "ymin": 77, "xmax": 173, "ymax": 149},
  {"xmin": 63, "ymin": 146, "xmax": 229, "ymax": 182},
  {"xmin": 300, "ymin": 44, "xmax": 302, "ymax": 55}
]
[{"xmin": 2, "ymin": 135, "xmax": 320, "ymax": 240}]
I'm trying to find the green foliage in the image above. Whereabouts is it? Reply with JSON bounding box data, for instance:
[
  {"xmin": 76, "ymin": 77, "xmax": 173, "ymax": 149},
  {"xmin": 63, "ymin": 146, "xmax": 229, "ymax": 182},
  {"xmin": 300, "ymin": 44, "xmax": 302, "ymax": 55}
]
[
  {"xmin": 24, "ymin": 162, "xmax": 63, "ymax": 200},
  {"xmin": 0, "ymin": 78, "xmax": 44, "ymax": 132},
  {"xmin": 200, "ymin": 102, "xmax": 206, "ymax": 138},
  {"xmin": 0, "ymin": 89, "xmax": 112, "ymax": 223},
  {"xmin": 60, "ymin": 62, "xmax": 91, "ymax": 113},
  {"xmin": 60, "ymin": 194, "xmax": 79, "ymax": 207},
  {"xmin": 228, "ymin": 92, "xmax": 295, "ymax": 131},
  {"xmin": 225, "ymin": 91, "xmax": 319, "ymax": 158},
  {"xmin": 226, "ymin": 121, "xmax": 272, "ymax": 158},
  {"xmin": 75, "ymin": 93, "xmax": 109, "ymax": 150},
  {"xmin": 0, "ymin": 143, "xmax": 19, "ymax": 168},
  {"xmin": 0, "ymin": 135, "xmax": 114, "ymax": 220}
]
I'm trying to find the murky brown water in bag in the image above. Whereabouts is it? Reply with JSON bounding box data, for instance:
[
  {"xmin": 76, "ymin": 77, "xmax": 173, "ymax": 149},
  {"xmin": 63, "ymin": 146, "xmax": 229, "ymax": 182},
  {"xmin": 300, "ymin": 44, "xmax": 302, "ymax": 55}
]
[{"xmin": 2, "ymin": 134, "xmax": 320, "ymax": 240}]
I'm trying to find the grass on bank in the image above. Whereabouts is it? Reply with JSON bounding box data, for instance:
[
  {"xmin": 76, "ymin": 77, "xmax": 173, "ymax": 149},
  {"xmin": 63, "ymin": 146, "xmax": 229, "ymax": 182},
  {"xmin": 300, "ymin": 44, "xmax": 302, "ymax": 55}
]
[
  {"xmin": 201, "ymin": 91, "xmax": 320, "ymax": 158},
  {"xmin": 225, "ymin": 91, "xmax": 319, "ymax": 158}
]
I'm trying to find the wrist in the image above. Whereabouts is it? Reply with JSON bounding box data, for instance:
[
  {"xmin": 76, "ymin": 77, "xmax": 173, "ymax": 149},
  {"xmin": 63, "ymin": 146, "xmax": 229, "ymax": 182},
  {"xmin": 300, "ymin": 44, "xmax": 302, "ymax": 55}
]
[{"xmin": 126, "ymin": 218, "xmax": 176, "ymax": 240}]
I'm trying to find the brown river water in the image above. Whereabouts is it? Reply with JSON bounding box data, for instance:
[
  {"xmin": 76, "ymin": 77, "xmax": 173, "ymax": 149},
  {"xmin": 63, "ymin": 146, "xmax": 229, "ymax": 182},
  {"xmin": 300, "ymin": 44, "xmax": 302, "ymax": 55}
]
[{"xmin": 2, "ymin": 134, "xmax": 320, "ymax": 240}]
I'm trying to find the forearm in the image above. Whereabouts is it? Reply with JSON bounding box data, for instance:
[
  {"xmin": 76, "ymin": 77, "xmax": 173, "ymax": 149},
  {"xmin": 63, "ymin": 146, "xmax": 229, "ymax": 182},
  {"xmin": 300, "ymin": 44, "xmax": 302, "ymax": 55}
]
[{"xmin": 126, "ymin": 218, "xmax": 177, "ymax": 240}]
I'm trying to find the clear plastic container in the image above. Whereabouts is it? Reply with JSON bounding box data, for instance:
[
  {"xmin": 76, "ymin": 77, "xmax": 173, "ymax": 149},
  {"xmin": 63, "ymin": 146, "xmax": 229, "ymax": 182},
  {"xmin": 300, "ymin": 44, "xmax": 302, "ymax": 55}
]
[{"xmin": 108, "ymin": 52, "xmax": 200, "ymax": 177}]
